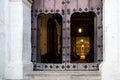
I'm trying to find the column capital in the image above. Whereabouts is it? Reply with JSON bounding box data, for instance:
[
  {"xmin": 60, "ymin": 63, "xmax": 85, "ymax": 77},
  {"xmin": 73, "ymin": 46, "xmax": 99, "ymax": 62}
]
[
  {"xmin": 28, "ymin": 0, "xmax": 32, "ymax": 3},
  {"xmin": 23, "ymin": 0, "xmax": 32, "ymax": 8}
]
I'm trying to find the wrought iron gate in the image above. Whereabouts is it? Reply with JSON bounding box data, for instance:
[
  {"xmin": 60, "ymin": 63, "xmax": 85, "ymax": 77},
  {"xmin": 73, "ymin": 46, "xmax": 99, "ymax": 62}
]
[{"xmin": 31, "ymin": 0, "xmax": 103, "ymax": 71}]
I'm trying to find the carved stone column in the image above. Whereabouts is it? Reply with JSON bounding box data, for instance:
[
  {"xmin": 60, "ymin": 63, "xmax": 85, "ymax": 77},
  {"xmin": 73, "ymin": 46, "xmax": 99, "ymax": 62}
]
[
  {"xmin": 4, "ymin": 0, "xmax": 32, "ymax": 79},
  {"xmin": 22, "ymin": 0, "xmax": 33, "ymax": 73},
  {"xmin": 5, "ymin": 0, "xmax": 23, "ymax": 79}
]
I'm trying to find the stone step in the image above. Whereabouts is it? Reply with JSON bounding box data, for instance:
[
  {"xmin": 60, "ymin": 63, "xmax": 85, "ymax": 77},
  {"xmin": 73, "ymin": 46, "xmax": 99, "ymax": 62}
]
[{"xmin": 24, "ymin": 71, "xmax": 101, "ymax": 80}]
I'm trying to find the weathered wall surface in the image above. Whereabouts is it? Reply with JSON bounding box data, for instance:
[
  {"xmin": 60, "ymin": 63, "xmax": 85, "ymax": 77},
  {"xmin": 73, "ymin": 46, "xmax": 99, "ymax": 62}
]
[{"xmin": 0, "ymin": 0, "xmax": 5, "ymax": 79}]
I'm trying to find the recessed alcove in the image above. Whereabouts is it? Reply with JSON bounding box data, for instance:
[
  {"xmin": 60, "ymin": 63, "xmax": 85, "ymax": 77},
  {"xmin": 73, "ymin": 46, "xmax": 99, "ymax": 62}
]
[
  {"xmin": 37, "ymin": 13, "xmax": 62, "ymax": 63},
  {"xmin": 70, "ymin": 12, "xmax": 96, "ymax": 63}
]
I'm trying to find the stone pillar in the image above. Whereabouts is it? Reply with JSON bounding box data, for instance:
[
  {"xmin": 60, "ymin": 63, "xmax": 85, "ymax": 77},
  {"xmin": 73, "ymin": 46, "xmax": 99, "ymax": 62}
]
[
  {"xmin": 4, "ymin": 0, "xmax": 24, "ymax": 79},
  {"xmin": 101, "ymin": 0, "xmax": 120, "ymax": 80},
  {"xmin": 22, "ymin": 0, "xmax": 33, "ymax": 73},
  {"xmin": 0, "ymin": 0, "xmax": 6, "ymax": 79},
  {"xmin": 4, "ymin": 0, "xmax": 33, "ymax": 79}
]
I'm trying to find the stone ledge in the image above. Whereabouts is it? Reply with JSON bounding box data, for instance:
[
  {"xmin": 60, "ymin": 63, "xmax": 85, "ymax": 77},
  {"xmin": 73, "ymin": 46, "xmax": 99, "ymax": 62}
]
[{"xmin": 24, "ymin": 71, "xmax": 101, "ymax": 80}]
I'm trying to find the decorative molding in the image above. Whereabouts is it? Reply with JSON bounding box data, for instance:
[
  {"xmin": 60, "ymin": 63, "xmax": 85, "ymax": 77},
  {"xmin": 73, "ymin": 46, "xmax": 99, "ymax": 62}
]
[
  {"xmin": 9, "ymin": 0, "xmax": 32, "ymax": 3},
  {"xmin": 9, "ymin": 0, "xmax": 22, "ymax": 2},
  {"xmin": 28, "ymin": 0, "xmax": 32, "ymax": 3},
  {"xmin": 23, "ymin": 0, "xmax": 32, "ymax": 8}
]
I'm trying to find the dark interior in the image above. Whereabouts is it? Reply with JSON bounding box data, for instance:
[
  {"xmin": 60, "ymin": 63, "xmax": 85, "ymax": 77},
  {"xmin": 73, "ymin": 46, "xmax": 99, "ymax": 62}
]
[
  {"xmin": 37, "ymin": 14, "xmax": 62, "ymax": 63},
  {"xmin": 71, "ymin": 12, "xmax": 95, "ymax": 63}
]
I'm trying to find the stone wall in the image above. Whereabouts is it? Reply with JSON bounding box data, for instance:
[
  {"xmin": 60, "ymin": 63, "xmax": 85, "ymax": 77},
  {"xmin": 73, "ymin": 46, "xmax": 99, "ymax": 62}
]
[{"xmin": 1, "ymin": 0, "xmax": 120, "ymax": 80}]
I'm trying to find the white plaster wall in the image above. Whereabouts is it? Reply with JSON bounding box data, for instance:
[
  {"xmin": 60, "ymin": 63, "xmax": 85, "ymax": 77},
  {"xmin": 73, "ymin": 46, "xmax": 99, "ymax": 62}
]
[
  {"xmin": 101, "ymin": 0, "xmax": 120, "ymax": 80},
  {"xmin": 118, "ymin": 0, "xmax": 120, "ymax": 72},
  {"xmin": 115, "ymin": 0, "xmax": 120, "ymax": 79}
]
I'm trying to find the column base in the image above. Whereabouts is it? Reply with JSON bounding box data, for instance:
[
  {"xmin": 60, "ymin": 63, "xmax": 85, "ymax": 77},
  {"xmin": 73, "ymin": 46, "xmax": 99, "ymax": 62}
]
[
  {"xmin": 23, "ymin": 62, "xmax": 33, "ymax": 73},
  {"xmin": 101, "ymin": 61, "xmax": 119, "ymax": 80},
  {"xmin": 5, "ymin": 62, "xmax": 23, "ymax": 79}
]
